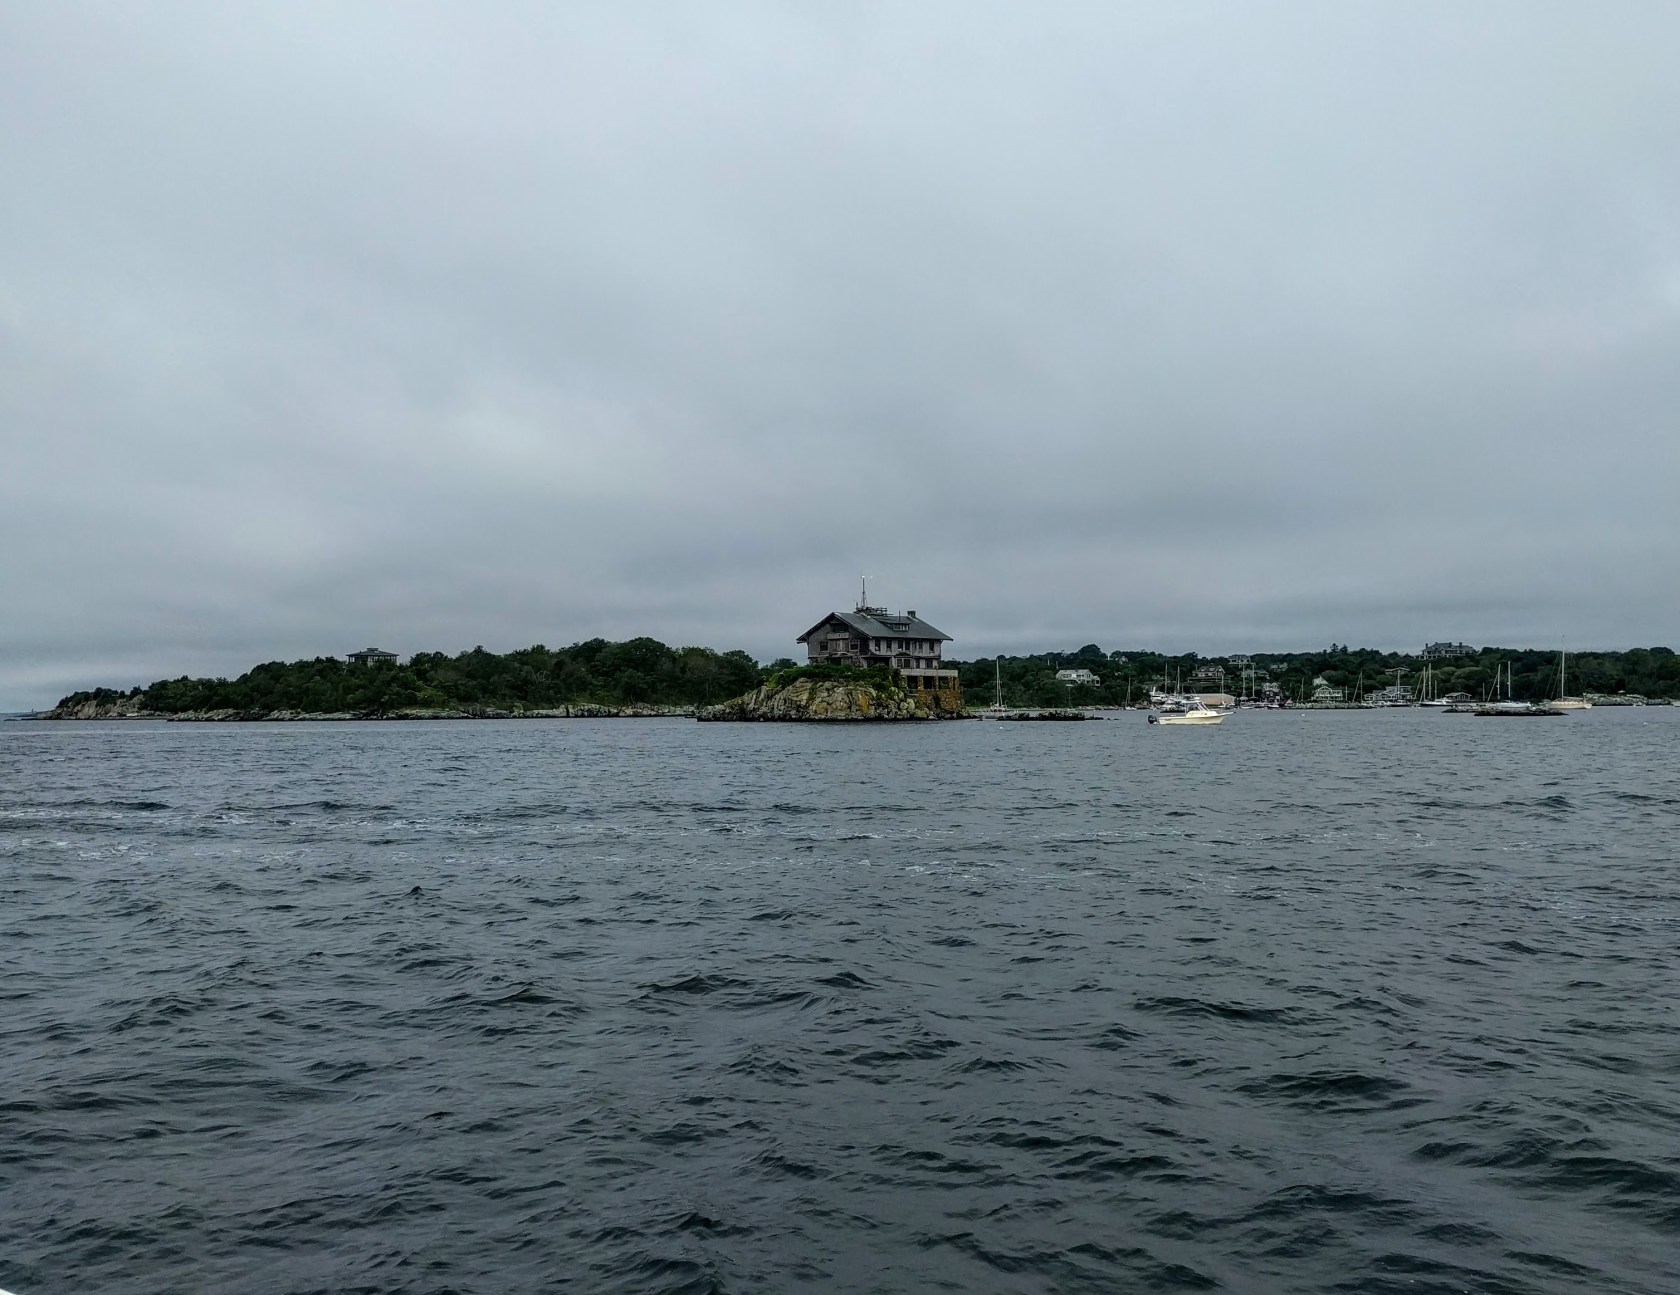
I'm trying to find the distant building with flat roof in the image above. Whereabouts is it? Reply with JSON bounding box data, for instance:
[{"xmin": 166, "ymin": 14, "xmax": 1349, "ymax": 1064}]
[{"xmin": 349, "ymin": 647, "xmax": 398, "ymax": 666}]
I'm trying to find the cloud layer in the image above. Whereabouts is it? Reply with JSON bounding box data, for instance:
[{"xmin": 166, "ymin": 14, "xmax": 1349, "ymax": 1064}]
[{"xmin": 4, "ymin": 3, "xmax": 1678, "ymax": 707}]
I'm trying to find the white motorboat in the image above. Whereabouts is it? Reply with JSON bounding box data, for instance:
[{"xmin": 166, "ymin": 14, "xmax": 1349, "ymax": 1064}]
[{"xmin": 1150, "ymin": 700, "xmax": 1225, "ymax": 725}]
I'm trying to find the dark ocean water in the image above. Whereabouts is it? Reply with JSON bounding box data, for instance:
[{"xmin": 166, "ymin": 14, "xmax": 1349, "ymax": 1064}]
[{"xmin": 2, "ymin": 711, "xmax": 1677, "ymax": 1294}]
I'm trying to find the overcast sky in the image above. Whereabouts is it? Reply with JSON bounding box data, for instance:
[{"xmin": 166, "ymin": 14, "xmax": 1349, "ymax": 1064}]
[{"xmin": 3, "ymin": 3, "xmax": 1678, "ymax": 708}]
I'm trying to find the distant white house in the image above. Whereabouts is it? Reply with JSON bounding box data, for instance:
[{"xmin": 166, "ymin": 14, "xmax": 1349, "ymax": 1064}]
[
  {"xmin": 1311, "ymin": 675, "xmax": 1345, "ymax": 703},
  {"xmin": 1056, "ymin": 668, "xmax": 1100, "ymax": 686}
]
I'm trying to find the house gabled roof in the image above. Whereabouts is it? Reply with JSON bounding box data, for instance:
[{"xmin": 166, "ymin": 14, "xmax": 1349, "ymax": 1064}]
[{"xmin": 796, "ymin": 609, "xmax": 952, "ymax": 644}]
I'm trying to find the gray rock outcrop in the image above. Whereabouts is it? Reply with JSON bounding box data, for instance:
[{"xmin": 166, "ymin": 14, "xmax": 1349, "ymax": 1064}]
[{"xmin": 697, "ymin": 677, "xmax": 962, "ymax": 721}]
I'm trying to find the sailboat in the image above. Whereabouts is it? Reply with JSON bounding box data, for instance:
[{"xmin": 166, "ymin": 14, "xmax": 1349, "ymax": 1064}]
[
  {"xmin": 1551, "ymin": 647, "xmax": 1592, "ymax": 710},
  {"xmin": 1475, "ymin": 662, "xmax": 1563, "ymax": 716},
  {"xmin": 988, "ymin": 658, "xmax": 1007, "ymax": 713},
  {"xmin": 1416, "ymin": 662, "xmax": 1448, "ymax": 707}
]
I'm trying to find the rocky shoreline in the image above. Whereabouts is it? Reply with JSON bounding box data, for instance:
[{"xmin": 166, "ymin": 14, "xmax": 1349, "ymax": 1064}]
[
  {"xmin": 33, "ymin": 677, "xmax": 970, "ymax": 723},
  {"xmin": 30, "ymin": 702, "xmax": 694, "ymax": 721},
  {"xmin": 697, "ymin": 676, "xmax": 965, "ymax": 722}
]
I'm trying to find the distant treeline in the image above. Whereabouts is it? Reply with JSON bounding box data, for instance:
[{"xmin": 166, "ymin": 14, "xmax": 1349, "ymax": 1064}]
[
  {"xmin": 53, "ymin": 639, "xmax": 1680, "ymax": 716},
  {"xmin": 941, "ymin": 644, "xmax": 1680, "ymax": 709},
  {"xmin": 56, "ymin": 640, "xmax": 764, "ymax": 715}
]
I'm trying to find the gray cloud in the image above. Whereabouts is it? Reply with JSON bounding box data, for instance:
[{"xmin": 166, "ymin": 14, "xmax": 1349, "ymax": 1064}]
[{"xmin": 3, "ymin": 2, "xmax": 1678, "ymax": 708}]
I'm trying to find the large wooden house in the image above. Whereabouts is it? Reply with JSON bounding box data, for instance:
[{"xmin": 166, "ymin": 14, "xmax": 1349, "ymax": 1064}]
[{"xmin": 796, "ymin": 603, "xmax": 960, "ymax": 695}]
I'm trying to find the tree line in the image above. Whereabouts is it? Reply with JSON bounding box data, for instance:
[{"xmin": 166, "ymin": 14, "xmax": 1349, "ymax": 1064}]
[
  {"xmin": 55, "ymin": 639, "xmax": 764, "ymax": 715},
  {"xmin": 942, "ymin": 644, "xmax": 1680, "ymax": 709},
  {"xmin": 53, "ymin": 639, "xmax": 1680, "ymax": 716}
]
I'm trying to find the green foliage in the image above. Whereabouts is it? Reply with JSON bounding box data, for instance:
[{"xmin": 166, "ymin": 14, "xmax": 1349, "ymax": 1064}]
[
  {"xmin": 950, "ymin": 644, "xmax": 1680, "ymax": 707},
  {"xmin": 55, "ymin": 640, "xmax": 766, "ymax": 716},
  {"xmin": 54, "ymin": 639, "xmax": 1680, "ymax": 717}
]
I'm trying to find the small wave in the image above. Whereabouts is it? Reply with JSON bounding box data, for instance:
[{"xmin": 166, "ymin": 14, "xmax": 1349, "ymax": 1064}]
[
  {"xmin": 110, "ymin": 993, "xmax": 209, "ymax": 1033},
  {"xmin": 727, "ymin": 1048, "xmax": 800, "ymax": 1080},
  {"xmin": 1134, "ymin": 995, "xmax": 1300, "ymax": 1024},
  {"xmin": 672, "ymin": 1209, "xmax": 752, "ymax": 1238},
  {"xmin": 619, "ymin": 1255, "xmax": 728, "ymax": 1295},
  {"xmin": 1244, "ymin": 1183, "xmax": 1422, "ymax": 1224},
  {"xmin": 920, "ymin": 1231, "xmax": 1218, "ymax": 1289},
  {"xmin": 1236, "ymin": 1070, "xmax": 1417, "ymax": 1111},
  {"xmin": 484, "ymin": 984, "xmax": 564, "ymax": 1007},
  {"xmin": 848, "ymin": 1034, "xmax": 962, "ymax": 1069},
  {"xmin": 1613, "ymin": 789, "xmax": 1680, "ymax": 807},
  {"xmin": 641, "ymin": 973, "xmax": 752, "ymax": 996},
  {"xmin": 938, "ymin": 1048, "xmax": 1031, "ymax": 1075},
  {"xmin": 1089, "ymin": 1023, "xmax": 1142, "ymax": 1051},
  {"xmin": 751, "ymin": 1149, "xmax": 825, "ymax": 1180},
  {"xmin": 1054, "ymin": 1149, "xmax": 1187, "ymax": 1183},
  {"xmin": 1528, "ymin": 1151, "xmax": 1680, "ymax": 1215},
  {"xmin": 815, "ymin": 970, "xmax": 872, "ymax": 989}
]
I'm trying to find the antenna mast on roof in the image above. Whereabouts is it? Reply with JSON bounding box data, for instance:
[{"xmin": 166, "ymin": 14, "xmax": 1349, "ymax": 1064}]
[{"xmin": 858, "ymin": 573, "xmax": 868, "ymax": 612}]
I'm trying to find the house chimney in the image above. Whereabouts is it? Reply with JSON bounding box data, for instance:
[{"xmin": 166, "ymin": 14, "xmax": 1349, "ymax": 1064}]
[{"xmin": 907, "ymin": 609, "xmax": 916, "ymax": 618}]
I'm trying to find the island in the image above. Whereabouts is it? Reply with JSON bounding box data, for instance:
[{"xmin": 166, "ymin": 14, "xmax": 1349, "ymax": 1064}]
[{"xmin": 31, "ymin": 620, "xmax": 1680, "ymax": 721}]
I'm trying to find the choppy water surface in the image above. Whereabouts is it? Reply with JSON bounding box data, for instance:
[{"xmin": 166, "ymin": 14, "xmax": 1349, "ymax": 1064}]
[{"xmin": 2, "ymin": 712, "xmax": 1677, "ymax": 1294}]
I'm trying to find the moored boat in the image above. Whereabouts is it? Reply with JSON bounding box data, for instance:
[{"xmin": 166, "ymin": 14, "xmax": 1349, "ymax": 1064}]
[
  {"xmin": 1150, "ymin": 700, "xmax": 1225, "ymax": 725},
  {"xmin": 1473, "ymin": 662, "xmax": 1564, "ymax": 715},
  {"xmin": 1552, "ymin": 647, "xmax": 1592, "ymax": 709}
]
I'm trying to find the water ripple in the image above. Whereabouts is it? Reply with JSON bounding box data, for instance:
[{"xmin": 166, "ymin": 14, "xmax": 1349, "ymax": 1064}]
[{"xmin": 1, "ymin": 712, "xmax": 1678, "ymax": 1293}]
